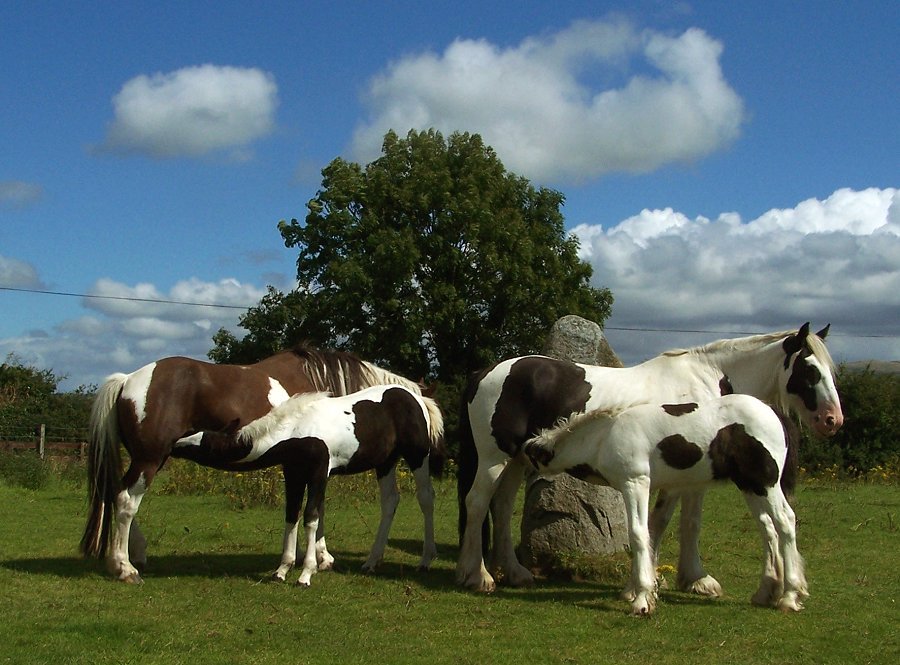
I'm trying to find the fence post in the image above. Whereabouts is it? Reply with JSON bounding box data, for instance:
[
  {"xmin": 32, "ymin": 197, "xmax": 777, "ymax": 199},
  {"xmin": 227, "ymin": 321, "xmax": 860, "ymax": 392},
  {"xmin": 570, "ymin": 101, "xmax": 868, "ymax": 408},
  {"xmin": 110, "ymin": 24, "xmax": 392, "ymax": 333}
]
[{"xmin": 38, "ymin": 424, "xmax": 46, "ymax": 459}]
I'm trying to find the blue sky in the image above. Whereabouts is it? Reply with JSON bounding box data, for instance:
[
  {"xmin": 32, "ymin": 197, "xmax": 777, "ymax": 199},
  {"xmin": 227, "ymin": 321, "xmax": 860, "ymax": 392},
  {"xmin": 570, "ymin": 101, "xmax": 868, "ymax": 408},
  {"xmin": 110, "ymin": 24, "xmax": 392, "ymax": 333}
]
[{"xmin": 1, "ymin": 1, "xmax": 898, "ymax": 390}]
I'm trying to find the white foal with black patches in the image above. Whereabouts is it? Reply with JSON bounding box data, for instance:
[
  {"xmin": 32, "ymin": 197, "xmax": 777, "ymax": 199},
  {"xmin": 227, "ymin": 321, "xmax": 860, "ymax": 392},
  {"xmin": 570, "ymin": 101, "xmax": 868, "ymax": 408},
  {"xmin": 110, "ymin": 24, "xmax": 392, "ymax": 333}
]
[
  {"xmin": 176, "ymin": 385, "xmax": 444, "ymax": 587},
  {"xmin": 524, "ymin": 394, "xmax": 807, "ymax": 616}
]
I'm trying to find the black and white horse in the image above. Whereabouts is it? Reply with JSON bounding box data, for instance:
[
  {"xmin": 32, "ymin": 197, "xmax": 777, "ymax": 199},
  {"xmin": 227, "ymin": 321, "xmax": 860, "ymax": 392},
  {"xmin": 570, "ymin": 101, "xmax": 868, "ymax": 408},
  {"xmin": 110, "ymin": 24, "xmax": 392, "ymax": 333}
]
[
  {"xmin": 524, "ymin": 394, "xmax": 806, "ymax": 615},
  {"xmin": 175, "ymin": 384, "xmax": 444, "ymax": 586},
  {"xmin": 457, "ymin": 323, "xmax": 842, "ymax": 593}
]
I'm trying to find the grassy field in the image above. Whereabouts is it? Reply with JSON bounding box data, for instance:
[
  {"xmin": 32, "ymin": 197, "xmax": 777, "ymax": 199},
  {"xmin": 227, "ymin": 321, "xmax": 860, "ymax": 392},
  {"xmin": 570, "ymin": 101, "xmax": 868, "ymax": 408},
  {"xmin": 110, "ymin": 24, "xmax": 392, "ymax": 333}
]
[{"xmin": 0, "ymin": 471, "xmax": 897, "ymax": 665}]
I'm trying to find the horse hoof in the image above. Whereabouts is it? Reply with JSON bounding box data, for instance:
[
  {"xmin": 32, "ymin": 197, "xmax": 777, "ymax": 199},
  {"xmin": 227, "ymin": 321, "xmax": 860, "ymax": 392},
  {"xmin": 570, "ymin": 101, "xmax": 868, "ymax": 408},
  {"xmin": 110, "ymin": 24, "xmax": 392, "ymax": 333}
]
[
  {"xmin": 271, "ymin": 572, "xmax": 287, "ymax": 583},
  {"xmin": 682, "ymin": 575, "xmax": 722, "ymax": 598},
  {"xmin": 122, "ymin": 572, "xmax": 143, "ymax": 585}
]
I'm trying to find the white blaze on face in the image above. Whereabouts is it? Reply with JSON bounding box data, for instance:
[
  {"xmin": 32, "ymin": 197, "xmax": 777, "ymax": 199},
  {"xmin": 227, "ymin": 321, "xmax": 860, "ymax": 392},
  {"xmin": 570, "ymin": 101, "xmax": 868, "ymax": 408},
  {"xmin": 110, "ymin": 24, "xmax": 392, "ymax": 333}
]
[{"xmin": 120, "ymin": 362, "xmax": 157, "ymax": 423}]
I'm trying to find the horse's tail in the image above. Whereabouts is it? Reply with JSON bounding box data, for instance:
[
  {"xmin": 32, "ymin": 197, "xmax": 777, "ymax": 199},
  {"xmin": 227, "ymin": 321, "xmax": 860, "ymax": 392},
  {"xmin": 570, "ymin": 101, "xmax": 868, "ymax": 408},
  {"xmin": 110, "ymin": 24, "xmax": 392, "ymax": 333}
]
[
  {"xmin": 774, "ymin": 408, "xmax": 800, "ymax": 498},
  {"xmin": 457, "ymin": 370, "xmax": 490, "ymax": 552},
  {"xmin": 80, "ymin": 373, "xmax": 127, "ymax": 559},
  {"xmin": 421, "ymin": 395, "xmax": 447, "ymax": 477}
]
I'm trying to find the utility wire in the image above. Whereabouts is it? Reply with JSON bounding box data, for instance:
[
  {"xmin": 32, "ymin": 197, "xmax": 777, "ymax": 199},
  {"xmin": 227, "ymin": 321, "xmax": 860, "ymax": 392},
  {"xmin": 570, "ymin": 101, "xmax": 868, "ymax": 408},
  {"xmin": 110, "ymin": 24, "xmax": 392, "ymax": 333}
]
[
  {"xmin": 0, "ymin": 285, "xmax": 250, "ymax": 310},
  {"xmin": 2, "ymin": 285, "xmax": 896, "ymax": 338}
]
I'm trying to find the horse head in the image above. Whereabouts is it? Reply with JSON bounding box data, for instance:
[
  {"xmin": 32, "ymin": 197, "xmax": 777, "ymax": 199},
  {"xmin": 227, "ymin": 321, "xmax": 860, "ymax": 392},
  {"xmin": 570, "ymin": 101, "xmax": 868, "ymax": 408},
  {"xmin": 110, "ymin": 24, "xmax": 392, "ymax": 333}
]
[{"xmin": 779, "ymin": 323, "xmax": 843, "ymax": 437}]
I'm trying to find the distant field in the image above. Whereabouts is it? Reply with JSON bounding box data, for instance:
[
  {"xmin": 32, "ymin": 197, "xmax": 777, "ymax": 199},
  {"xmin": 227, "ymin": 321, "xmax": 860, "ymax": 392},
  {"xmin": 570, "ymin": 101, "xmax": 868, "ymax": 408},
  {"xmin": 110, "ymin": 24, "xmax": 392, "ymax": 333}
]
[{"xmin": 0, "ymin": 475, "xmax": 897, "ymax": 665}]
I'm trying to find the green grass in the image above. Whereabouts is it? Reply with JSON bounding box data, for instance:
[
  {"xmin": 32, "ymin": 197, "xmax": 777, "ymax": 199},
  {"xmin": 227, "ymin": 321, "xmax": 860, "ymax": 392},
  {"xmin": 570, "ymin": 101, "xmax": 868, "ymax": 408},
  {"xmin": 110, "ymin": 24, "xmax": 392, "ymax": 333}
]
[{"xmin": 0, "ymin": 472, "xmax": 897, "ymax": 665}]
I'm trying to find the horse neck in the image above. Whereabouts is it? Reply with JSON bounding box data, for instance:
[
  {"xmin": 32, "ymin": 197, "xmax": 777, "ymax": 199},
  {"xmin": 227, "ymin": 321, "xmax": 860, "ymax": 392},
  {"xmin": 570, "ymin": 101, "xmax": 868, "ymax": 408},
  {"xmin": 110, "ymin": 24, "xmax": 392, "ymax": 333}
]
[{"xmin": 699, "ymin": 339, "xmax": 785, "ymax": 406}]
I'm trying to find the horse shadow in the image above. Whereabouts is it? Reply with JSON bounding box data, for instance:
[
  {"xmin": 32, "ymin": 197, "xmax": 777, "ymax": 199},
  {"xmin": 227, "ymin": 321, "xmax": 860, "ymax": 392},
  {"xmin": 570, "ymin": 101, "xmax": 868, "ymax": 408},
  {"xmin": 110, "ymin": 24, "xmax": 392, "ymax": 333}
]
[{"xmin": 2, "ymin": 540, "xmax": 726, "ymax": 612}]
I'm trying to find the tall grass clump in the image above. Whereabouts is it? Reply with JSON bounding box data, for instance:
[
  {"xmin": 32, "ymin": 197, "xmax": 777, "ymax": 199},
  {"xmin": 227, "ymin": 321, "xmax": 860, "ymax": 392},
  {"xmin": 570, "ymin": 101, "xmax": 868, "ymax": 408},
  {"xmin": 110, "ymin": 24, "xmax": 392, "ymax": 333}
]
[{"xmin": 0, "ymin": 450, "xmax": 52, "ymax": 490}]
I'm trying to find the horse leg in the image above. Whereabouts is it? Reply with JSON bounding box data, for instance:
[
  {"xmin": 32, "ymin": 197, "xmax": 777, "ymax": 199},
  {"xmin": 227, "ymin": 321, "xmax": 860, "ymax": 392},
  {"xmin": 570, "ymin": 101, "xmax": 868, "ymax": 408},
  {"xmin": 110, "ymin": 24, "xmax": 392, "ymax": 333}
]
[
  {"xmin": 273, "ymin": 464, "xmax": 304, "ymax": 582},
  {"xmin": 456, "ymin": 455, "xmax": 508, "ymax": 592},
  {"xmin": 362, "ymin": 466, "xmax": 401, "ymax": 572},
  {"xmin": 675, "ymin": 490, "xmax": 723, "ymax": 597},
  {"xmin": 747, "ymin": 508, "xmax": 783, "ymax": 607},
  {"xmin": 770, "ymin": 489, "xmax": 807, "ymax": 611},
  {"xmin": 107, "ymin": 462, "xmax": 155, "ymax": 583},
  {"xmin": 745, "ymin": 490, "xmax": 807, "ymax": 611},
  {"xmin": 489, "ymin": 458, "xmax": 533, "ymax": 587},
  {"xmin": 411, "ymin": 457, "xmax": 437, "ymax": 571},
  {"xmin": 129, "ymin": 522, "xmax": 148, "ymax": 573},
  {"xmin": 621, "ymin": 476, "xmax": 656, "ymax": 616},
  {"xmin": 623, "ymin": 489, "xmax": 679, "ymax": 600},
  {"xmin": 314, "ymin": 492, "xmax": 334, "ymax": 571},
  {"xmin": 296, "ymin": 473, "xmax": 327, "ymax": 588}
]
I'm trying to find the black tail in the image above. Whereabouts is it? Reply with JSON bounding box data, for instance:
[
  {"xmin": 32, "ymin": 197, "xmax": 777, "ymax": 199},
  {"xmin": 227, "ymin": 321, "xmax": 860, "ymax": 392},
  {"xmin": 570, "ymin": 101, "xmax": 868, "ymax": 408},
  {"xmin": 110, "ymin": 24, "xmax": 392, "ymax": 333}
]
[
  {"xmin": 457, "ymin": 369, "xmax": 490, "ymax": 553},
  {"xmin": 777, "ymin": 410, "xmax": 800, "ymax": 498}
]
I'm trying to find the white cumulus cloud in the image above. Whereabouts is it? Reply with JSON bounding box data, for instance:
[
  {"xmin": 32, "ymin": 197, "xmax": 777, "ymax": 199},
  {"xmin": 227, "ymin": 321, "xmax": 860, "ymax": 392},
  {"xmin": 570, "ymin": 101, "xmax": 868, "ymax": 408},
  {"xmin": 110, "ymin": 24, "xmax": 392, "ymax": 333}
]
[
  {"xmin": 352, "ymin": 18, "xmax": 744, "ymax": 182},
  {"xmin": 100, "ymin": 64, "xmax": 278, "ymax": 158},
  {"xmin": 573, "ymin": 187, "xmax": 900, "ymax": 364}
]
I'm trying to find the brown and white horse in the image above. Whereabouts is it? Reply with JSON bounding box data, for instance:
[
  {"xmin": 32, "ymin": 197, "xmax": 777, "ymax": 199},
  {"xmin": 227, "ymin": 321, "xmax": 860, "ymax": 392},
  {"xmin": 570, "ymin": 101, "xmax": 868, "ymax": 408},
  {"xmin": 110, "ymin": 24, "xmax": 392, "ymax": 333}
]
[
  {"xmin": 457, "ymin": 323, "xmax": 842, "ymax": 593},
  {"xmin": 80, "ymin": 345, "xmax": 424, "ymax": 583},
  {"xmin": 176, "ymin": 385, "xmax": 444, "ymax": 586}
]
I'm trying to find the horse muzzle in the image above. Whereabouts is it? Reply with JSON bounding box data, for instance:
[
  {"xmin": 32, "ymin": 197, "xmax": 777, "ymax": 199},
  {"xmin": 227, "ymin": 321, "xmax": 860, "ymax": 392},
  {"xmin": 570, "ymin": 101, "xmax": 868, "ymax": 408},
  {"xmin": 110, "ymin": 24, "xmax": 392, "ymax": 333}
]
[{"xmin": 813, "ymin": 406, "xmax": 844, "ymax": 437}]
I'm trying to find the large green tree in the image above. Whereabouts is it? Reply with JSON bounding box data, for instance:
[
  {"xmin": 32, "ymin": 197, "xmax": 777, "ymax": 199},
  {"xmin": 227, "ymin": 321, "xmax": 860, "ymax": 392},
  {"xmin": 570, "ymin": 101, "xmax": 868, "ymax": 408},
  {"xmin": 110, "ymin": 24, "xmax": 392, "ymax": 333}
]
[{"xmin": 211, "ymin": 129, "xmax": 612, "ymax": 383}]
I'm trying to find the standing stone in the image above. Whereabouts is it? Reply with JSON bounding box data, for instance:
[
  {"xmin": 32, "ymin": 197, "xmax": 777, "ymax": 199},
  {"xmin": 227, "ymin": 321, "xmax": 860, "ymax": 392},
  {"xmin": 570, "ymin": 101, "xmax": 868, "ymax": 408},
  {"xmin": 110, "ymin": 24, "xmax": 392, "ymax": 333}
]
[{"xmin": 518, "ymin": 315, "xmax": 629, "ymax": 573}]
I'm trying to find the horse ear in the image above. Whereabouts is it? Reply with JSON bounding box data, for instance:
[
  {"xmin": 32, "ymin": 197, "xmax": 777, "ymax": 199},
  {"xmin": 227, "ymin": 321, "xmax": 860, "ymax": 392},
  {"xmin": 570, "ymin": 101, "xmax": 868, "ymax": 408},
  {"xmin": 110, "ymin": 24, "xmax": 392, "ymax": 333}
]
[
  {"xmin": 816, "ymin": 323, "xmax": 831, "ymax": 340},
  {"xmin": 782, "ymin": 323, "xmax": 809, "ymax": 357}
]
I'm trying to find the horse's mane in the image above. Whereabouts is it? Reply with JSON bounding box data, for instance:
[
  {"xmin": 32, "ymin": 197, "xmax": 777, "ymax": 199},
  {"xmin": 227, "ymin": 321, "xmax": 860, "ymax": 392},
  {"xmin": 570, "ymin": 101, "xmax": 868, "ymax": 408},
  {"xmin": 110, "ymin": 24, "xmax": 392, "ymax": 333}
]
[
  {"xmin": 662, "ymin": 329, "xmax": 836, "ymax": 375},
  {"xmin": 285, "ymin": 344, "xmax": 422, "ymax": 396},
  {"xmin": 532, "ymin": 406, "xmax": 628, "ymax": 449},
  {"xmin": 239, "ymin": 391, "xmax": 330, "ymax": 442}
]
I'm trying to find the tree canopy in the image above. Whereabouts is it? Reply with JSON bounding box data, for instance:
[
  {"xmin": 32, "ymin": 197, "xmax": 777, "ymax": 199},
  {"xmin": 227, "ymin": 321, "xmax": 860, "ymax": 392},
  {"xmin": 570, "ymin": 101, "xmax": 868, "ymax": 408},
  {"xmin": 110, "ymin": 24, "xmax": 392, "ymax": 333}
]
[
  {"xmin": 0, "ymin": 354, "xmax": 94, "ymax": 440},
  {"xmin": 211, "ymin": 129, "xmax": 612, "ymax": 383}
]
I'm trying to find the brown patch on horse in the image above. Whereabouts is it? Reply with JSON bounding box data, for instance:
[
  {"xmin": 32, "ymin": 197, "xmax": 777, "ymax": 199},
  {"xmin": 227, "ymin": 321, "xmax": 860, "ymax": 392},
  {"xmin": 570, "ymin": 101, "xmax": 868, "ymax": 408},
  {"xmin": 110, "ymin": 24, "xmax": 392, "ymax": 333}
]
[
  {"xmin": 345, "ymin": 387, "xmax": 431, "ymax": 476},
  {"xmin": 566, "ymin": 463, "xmax": 609, "ymax": 485},
  {"xmin": 719, "ymin": 375, "xmax": 734, "ymax": 395},
  {"xmin": 490, "ymin": 357, "xmax": 592, "ymax": 457},
  {"xmin": 708, "ymin": 423, "xmax": 779, "ymax": 496},
  {"xmin": 661, "ymin": 402, "xmax": 699, "ymax": 417},
  {"xmin": 657, "ymin": 434, "xmax": 704, "ymax": 469}
]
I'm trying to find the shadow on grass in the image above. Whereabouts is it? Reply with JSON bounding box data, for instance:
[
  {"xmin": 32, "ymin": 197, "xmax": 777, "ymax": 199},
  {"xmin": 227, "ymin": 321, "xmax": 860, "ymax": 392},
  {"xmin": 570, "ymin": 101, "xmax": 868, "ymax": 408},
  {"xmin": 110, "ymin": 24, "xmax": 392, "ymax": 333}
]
[{"xmin": 2, "ymin": 536, "xmax": 727, "ymax": 613}]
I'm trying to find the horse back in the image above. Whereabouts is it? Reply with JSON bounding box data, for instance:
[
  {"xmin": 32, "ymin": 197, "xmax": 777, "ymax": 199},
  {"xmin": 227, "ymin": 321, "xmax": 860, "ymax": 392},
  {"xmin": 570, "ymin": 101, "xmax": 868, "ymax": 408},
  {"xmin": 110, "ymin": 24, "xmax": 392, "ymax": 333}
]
[{"xmin": 116, "ymin": 357, "xmax": 290, "ymax": 459}]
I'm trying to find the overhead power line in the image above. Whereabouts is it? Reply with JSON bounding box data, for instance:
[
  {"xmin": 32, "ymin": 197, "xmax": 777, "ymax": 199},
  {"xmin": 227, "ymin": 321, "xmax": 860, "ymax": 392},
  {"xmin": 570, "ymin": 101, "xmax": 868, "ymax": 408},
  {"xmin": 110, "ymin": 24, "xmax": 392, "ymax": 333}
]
[
  {"xmin": 0, "ymin": 285, "xmax": 250, "ymax": 310},
  {"xmin": 2, "ymin": 285, "xmax": 896, "ymax": 339}
]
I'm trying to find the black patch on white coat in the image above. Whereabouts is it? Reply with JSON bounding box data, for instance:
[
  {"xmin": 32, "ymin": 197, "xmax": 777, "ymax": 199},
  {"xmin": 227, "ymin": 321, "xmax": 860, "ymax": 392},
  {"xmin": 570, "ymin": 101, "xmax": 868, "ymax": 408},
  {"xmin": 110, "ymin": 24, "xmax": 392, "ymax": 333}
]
[
  {"xmin": 785, "ymin": 351, "xmax": 824, "ymax": 412},
  {"xmin": 662, "ymin": 402, "xmax": 699, "ymax": 417},
  {"xmin": 566, "ymin": 463, "xmax": 609, "ymax": 485},
  {"xmin": 719, "ymin": 375, "xmax": 734, "ymax": 396},
  {"xmin": 490, "ymin": 357, "xmax": 592, "ymax": 457},
  {"xmin": 657, "ymin": 434, "xmax": 704, "ymax": 469},
  {"xmin": 707, "ymin": 423, "xmax": 779, "ymax": 496},
  {"xmin": 337, "ymin": 386, "xmax": 431, "ymax": 477}
]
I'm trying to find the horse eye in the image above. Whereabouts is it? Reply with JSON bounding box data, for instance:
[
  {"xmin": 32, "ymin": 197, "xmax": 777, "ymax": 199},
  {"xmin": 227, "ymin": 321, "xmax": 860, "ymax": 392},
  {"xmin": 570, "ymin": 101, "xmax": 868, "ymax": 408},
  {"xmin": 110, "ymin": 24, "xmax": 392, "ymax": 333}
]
[{"xmin": 806, "ymin": 364, "xmax": 822, "ymax": 386}]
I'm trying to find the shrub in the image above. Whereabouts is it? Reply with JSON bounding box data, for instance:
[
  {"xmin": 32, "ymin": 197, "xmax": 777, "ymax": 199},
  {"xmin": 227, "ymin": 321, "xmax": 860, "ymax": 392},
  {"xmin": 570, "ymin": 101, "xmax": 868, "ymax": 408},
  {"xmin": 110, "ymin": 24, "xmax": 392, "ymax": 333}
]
[{"xmin": 800, "ymin": 366, "xmax": 900, "ymax": 475}]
